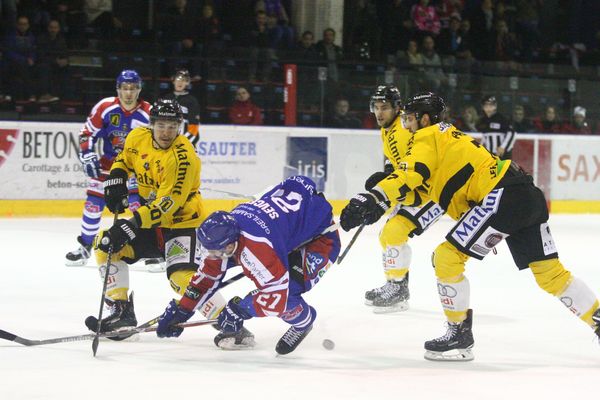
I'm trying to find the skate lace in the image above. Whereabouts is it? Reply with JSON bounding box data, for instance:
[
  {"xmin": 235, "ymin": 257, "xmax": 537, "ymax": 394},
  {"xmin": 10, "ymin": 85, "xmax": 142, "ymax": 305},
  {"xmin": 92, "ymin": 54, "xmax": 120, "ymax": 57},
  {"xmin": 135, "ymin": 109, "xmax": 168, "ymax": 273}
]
[
  {"xmin": 379, "ymin": 280, "xmax": 407, "ymax": 300},
  {"xmin": 281, "ymin": 327, "xmax": 303, "ymax": 346},
  {"xmin": 432, "ymin": 322, "xmax": 459, "ymax": 343}
]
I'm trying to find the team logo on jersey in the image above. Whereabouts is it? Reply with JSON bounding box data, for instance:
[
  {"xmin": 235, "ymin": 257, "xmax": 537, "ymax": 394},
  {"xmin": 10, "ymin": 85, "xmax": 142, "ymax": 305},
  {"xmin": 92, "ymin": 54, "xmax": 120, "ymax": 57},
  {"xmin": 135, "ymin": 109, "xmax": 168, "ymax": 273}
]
[
  {"xmin": 110, "ymin": 113, "xmax": 121, "ymax": 127},
  {"xmin": 0, "ymin": 129, "xmax": 19, "ymax": 168}
]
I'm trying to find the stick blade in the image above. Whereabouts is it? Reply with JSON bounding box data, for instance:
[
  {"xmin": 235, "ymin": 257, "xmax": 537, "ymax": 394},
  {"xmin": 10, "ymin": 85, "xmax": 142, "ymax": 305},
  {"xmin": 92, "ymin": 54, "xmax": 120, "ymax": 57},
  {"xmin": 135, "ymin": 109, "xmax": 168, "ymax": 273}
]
[
  {"xmin": 0, "ymin": 329, "xmax": 17, "ymax": 342},
  {"xmin": 92, "ymin": 337, "xmax": 99, "ymax": 356}
]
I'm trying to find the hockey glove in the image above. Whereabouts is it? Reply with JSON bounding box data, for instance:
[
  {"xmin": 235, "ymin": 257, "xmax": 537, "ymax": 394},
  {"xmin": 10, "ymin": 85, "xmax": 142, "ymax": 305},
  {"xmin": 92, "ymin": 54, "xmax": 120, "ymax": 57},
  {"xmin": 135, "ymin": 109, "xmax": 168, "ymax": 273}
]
[
  {"xmin": 218, "ymin": 296, "xmax": 252, "ymax": 334},
  {"xmin": 364, "ymin": 163, "xmax": 394, "ymax": 191},
  {"xmin": 340, "ymin": 191, "xmax": 390, "ymax": 231},
  {"xmin": 79, "ymin": 151, "xmax": 100, "ymax": 179},
  {"xmin": 97, "ymin": 219, "xmax": 137, "ymax": 253},
  {"xmin": 104, "ymin": 169, "xmax": 129, "ymax": 214},
  {"xmin": 156, "ymin": 299, "xmax": 195, "ymax": 338}
]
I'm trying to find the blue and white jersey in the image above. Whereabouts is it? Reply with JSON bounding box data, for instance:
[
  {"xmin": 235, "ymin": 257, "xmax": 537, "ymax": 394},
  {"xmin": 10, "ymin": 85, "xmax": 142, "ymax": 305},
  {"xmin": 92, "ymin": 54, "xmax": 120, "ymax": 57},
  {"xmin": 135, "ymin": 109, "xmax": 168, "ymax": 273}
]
[{"xmin": 230, "ymin": 175, "xmax": 334, "ymax": 267}]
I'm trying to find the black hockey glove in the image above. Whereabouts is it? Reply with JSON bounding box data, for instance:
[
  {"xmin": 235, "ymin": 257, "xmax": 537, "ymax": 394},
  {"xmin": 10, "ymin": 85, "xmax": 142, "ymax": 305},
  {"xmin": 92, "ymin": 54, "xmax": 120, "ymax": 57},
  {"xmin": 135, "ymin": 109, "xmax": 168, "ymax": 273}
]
[
  {"xmin": 340, "ymin": 191, "xmax": 390, "ymax": 232},
  {"xmin": 97, "ymin": 219, "xmax": 137, "ymax": 253},
  {"xmin": 156, "ymin": 299, "xmax": 195, "ymax": 338},
  {"xmin": 364, "ymin": 163, "xmax": 395, "ymax": 191},
  {"xmin": 104, "ymin": 169, "xmax": 129, "ymax": 214},
  {"xmin": 218, "ymin": 296, "xmax": 252, "ymax": 334},
  {"xmin": 79, "ymin": 151, "xmax": 100, "ymax": 179}
]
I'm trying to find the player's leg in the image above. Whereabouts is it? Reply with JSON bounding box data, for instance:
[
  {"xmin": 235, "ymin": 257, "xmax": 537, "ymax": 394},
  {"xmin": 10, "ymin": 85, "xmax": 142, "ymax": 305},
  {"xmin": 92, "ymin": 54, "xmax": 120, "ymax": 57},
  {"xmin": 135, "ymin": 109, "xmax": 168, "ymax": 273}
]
[
  {"xmin": 274, "ymin": 231, "xmax": 340, "ymax": 355},
  {"xmin": 425, "ymin": 240, "xmax": 474, "ymax": 361},
  {"xmin": 164, "ymin": 228, "xmax": 227, "ymax": 321},
  {"xmin": 65, "ymin": 179, "xmax": 105, "ymax": 266}
]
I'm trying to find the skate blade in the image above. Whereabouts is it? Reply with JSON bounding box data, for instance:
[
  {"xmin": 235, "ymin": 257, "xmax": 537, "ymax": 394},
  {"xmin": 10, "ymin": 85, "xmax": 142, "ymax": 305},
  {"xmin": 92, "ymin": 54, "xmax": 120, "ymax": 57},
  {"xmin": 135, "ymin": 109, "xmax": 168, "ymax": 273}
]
[
  {"xmin": 424, "ymin": 348, "xmax": 474, "ymax": 362},
  {"xmin": 65, "ymin": 259, "xmax": 89, "ymax": 267},
  {"xmin": 146, "ymin": 263, "xmax": 166, "ymax": 273},
  {"xmin": 217, "ymin": 337, "xmax": 256, "ymax": 350},
  {"xmin": 365, "ymin": 299, "xmax": 374, "ymax": 306},
  {"xmin": 372, "ymin": 302, "xmax": 409, "ymax": 314}
]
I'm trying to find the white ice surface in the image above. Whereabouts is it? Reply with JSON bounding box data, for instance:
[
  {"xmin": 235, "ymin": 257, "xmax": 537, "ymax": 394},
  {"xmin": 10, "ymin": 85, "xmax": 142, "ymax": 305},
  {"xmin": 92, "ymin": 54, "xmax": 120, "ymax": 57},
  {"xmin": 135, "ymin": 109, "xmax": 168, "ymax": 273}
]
[{"xmin": 1, "ymin": 215, "xmax": 599, "ymax": 400}]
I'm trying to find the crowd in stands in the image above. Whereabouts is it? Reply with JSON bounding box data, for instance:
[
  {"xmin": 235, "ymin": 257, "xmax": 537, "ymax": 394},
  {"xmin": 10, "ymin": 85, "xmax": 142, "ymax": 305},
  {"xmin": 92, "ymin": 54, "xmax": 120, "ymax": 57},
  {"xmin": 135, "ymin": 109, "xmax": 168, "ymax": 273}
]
[{"xmin": 0, "ymin": 0, "xmax": 599, "ymax": 134}]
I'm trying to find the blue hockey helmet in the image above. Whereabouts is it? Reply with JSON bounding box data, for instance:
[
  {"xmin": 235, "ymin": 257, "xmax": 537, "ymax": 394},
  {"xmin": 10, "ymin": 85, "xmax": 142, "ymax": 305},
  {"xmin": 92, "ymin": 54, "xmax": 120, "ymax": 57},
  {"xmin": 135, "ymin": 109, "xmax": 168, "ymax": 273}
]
[
  {"xmin": 116, "ymin": 69, "xmax": 142, "ymax": 88},
  {"xmin": 197, "ymin": 211, "xmax": 240, "ymax": 251}
]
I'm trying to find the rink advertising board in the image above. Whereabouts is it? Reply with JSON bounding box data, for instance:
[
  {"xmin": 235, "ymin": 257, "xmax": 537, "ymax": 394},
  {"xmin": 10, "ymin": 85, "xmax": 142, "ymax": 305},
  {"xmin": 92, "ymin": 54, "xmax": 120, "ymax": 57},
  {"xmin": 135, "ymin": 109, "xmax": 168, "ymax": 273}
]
[{"xmin": 1, "ymin": 122, "xmax": 599, "ymax": 215}]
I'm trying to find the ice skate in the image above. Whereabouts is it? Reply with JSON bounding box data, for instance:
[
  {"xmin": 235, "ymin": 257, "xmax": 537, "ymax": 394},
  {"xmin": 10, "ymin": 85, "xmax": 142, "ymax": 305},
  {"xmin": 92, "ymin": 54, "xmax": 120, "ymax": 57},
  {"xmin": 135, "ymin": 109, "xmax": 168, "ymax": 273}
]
[
  {"xmin": 424, "ymin": 309, "xmax": 474, "ymax": 361},
  {"xmin": 592, "ymin": 308, "xmax": 600, "ymax": 343},
  {"xmin": 144, "ymin": 258, "xmax": 166, "ymax": 273},
  {"xmin": 214, "ymin": 327, "xmax": 256, "ymax": 350},
  {"xmin": 65, "ymin": 236, "xmax": 92, "ymax": 267},
  {"xmin": 366, "ymin": 276, "xmax": 410, "ymax": 314},
  {"xmin": 85, "ymin": 293, "xmax": 138, "ymax": 341},
  {"xmin": 275, "ymin": 324, "xmax": 313, "ymax": 355}
]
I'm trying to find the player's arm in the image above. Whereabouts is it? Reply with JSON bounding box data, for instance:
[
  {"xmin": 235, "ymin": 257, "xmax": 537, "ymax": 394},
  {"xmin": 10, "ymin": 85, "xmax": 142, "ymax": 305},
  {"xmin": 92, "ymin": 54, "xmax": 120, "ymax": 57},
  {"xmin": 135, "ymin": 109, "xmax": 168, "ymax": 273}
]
[
  {"xmin": 135, "ymin": 148, "xmax": 200, "ymax": 228},
  {"xmin": 78, "ymin": 101, "xmax": 107, "ymax": 178}
]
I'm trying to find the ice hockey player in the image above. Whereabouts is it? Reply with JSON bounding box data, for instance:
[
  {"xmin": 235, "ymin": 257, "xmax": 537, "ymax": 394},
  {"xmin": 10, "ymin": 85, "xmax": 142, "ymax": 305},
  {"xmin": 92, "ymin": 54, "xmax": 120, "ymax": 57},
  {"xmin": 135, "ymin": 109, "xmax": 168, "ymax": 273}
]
[
  {"xmin": 477, "ymin": 95, "xmax": 516, "ymax": 160},
  {"xmin": 340, "ymin": 92, "xmax": 600, "ymax": 361},
  {"xmin": 163, "ymin": 69, "xmax": 201, "ymax": 148},
  {"xmin": 155, "ymin": 175, "xmax": 341, "ymax": 355},
  {"xmin": 361, "ymin": 85, "xmax": 444, "ymax": 313},
  {"xmin": 65, "ymin": 69, "xmax": 151, "ymax": 267},
  {"xmin": 85, "ymin": 98, "xmax": 226, "ymax": 337}
]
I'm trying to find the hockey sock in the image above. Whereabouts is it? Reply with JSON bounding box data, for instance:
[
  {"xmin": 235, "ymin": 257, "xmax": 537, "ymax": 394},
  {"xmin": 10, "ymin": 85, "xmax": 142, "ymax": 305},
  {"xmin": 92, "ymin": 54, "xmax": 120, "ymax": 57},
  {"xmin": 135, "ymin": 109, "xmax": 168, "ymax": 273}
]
[
  {"xmin": 101, "ymin": 260, "xmax": 129, "ymax": 301},
  {"xmin": 437, "ymin": 275, "xmax": 470, "ymax": 323},
  {"xmin": 280, "ymin": 297, "xmax": 316, "ymax": 330},
  {"xmin": 383, "ymin": 244, "xmax": 411, "ymax": 281},
  {"xmin": 81, "ymin": 195, "xmax": 105, "ymax": 244}
]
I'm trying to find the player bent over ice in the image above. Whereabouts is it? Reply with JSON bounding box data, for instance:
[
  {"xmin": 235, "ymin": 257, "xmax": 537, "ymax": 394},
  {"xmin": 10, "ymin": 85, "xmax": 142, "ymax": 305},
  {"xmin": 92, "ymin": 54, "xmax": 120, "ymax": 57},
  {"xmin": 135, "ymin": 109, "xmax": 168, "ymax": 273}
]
[
  {"xmin": 156, "ymin": 176, "xmax": 341, "ymax": 355},
  {"xmin": 86, "ymin": 98, "xmax": 227, "ymax": 338},
  {"xmin": 341, "ymin": 92, "xmax": 600, "ymax": 361}
]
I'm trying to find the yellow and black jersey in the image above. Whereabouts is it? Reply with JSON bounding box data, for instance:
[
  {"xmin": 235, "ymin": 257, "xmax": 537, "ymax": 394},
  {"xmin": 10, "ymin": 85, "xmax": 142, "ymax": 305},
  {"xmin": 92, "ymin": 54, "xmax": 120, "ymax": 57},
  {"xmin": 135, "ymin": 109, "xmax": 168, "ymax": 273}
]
[
  {"xmin": 381, "ymin": 115, "xmax": 432, "ymax": 207},
  {"xmin": 376, "ymin": 122, "xmax": 510, "ymax": 220},
  {"xmin": 111, "ymin": 127, "xmax": 203, "ymax": 229}
]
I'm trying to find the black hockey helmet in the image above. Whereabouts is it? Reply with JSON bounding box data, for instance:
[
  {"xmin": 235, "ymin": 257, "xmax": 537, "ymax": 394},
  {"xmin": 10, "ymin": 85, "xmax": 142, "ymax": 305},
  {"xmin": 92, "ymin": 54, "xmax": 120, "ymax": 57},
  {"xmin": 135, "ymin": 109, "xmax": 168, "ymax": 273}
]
[
  {"xmin": 481, "ymin": 94, "xmax": 497, "ymax": 106},
  {"xmin": 370, "ymin": 85, "xmax": 402, "ymax": 112},
  {"xmin": 150, "ymin": 98, "xmax": 183, "ymax": 123},
  {"xmin": 172, "ymin": 69, "xmax": 191, "ymax": 81},
  {"xmin": 403, "ymin": 92, "xmax": 446, "ymax": 124}
]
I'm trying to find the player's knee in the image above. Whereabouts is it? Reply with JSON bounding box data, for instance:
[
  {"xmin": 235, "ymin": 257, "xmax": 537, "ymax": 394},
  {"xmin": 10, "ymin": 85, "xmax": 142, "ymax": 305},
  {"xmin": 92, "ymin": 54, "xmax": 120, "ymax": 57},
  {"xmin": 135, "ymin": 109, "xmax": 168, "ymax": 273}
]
[
  {"xmin": 432, "ymin": 241, "xmax": 469, "ymax": 280},
  {"xmin": 379, "ymin": 216, "xmax": 413, "ymax": 248},
  {"xmin": 168, "ymin": 269, "xmax": 196, "ymax": 296},
  {"xmin": 92, "ymin": 232, "xmax": 133, "ymax": 265},
  {"xmin": 530, "ymin": 258, "xmax": 571, "ymax": 295}
]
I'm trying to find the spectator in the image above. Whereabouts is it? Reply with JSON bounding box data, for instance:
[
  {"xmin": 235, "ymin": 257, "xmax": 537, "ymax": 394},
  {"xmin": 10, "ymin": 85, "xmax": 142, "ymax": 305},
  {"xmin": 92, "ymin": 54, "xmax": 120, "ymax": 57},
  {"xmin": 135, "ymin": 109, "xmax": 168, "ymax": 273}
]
[
  {"xmin": 404, "ymin": 39, "xmax": 424, "ymax": 66},
  {"xmin": 292, "ymin": 30, "xmax": 317, "ymax": 60},
  {"xmin": 456, "ymin": 18, "xmax": 475, "ymax": 61},
  {"xmin": 36, "ymin": 19, "xmax": 69, "ymax": 102},
  {"xmin": 17, "ymin": 0, "xmax": 51, "ymax": 34},
  {"xmin": 197, "ymin": 3, "xmax": 221, "ymax": 59},
  {"xmin": 564, "ymin": 106, "xmax": 593, "ymax": 134},
  {"xmin": 315, "ymin": 27, "xmax": 343, "ymax": 82},
  {"xmin": 52, "ymin": 1, "xmax": 87, "ymax": 49},
  {"xmin": 0, "ymin": 0, "xmax": 17, "ymax": 34},
  {"xmin": 493, "ymin": 19, "xmax": 520, "ymax": 64},
  {"xmin": 157, "ymin": 0, "xmax": 202, "ymax": 77},
  {"xmin": 326, "ymin": 98, "xmax": 362, "ymax": 129},
  {"xmin": 455, "ymin": 104, "xmax": 479, "ymax": 132},
  {"xmin": 84, "ymin": 0, "xmax": 122, "ymax": 44},
  {"xmin": 512, "ymin": 104, "xmax": 534, "ymax": 133},
  {"xmin": 533, "ymin": 105, "xmax": 564, "ymax": 133},
  {"xmin": 411, "ymin": 0, "xmax": 441, "ymax": 37},
  {"xmin": 248, "ymin": 10, "xmax": 276, "ymax": 82},
  {"xmin": 468, "ymin": 0, "xmax": 495, "ymax": 60},
  {"xmin": 228, "ymin": 86, "xmax": 263, "ymax": 125},
  {"xmin": 421, "ymin": 35, "xmax": 447, "ymax": 90},
  {"xmin": 255, "ymin": 0, "xmax": 294, "ymax": 50},
  {"xmin": 3, "ymin": 15, "xmax": 36, "ymax": 101},
  {"xmin": 435, "ymin": 0, "xmax": 464, "ymax": 29},
  {"xmin": 437, "ymin": 13, "xmax": 463, "ymax": 57}
]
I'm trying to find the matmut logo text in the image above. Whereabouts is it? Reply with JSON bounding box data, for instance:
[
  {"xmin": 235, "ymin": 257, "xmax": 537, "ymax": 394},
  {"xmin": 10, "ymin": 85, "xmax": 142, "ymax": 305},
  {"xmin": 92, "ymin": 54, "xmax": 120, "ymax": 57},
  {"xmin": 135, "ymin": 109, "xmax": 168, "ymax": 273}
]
[{"xmin": 0, "ymin": 129, "xmax": 19, "ymax": 168}]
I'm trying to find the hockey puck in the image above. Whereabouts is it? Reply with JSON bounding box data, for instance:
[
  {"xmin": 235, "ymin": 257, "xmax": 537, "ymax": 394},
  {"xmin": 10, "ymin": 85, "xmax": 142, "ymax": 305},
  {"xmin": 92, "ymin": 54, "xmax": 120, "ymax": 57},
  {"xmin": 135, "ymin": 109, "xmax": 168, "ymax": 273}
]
[{"xmin": 322, "ymin": 339, "xmax": 335, "ymax": 350}]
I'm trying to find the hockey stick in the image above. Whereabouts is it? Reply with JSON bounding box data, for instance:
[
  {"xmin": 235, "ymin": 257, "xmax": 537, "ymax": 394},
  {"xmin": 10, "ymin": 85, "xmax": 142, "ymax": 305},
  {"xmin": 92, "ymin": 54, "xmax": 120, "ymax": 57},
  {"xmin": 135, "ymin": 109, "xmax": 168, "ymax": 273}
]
[
  {"xmin": 92, "ymin": 209, "xmax": 123, "ymax": 357},
  {"xmin": 336, "ymin": 222, "xmax": 366, "ymax": 264},
  {"xmin": 0, "ymin": 319, "xmax": 217, "ymax": 347},
  {"xmin": 201, "ymin": 187, "xmax": 257, "ymax": 200}
]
